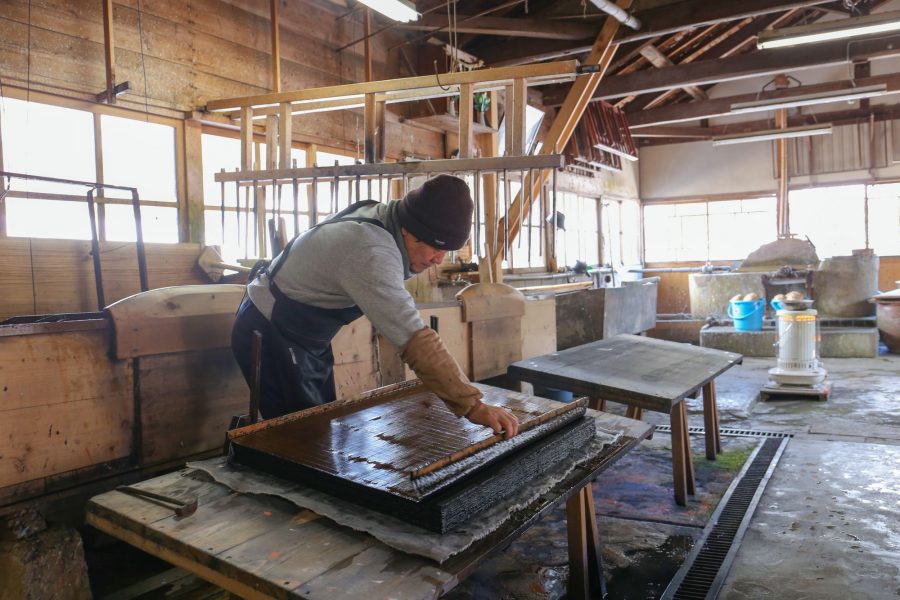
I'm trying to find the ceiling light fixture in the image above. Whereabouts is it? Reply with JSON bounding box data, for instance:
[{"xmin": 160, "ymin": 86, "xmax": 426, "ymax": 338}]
[
  {"xmin": 729, "ymin": 84, "xmax": 887, "ymax": 114},
  {"xmin": 711, "ymin": 124, "xmax": 833, "ymax": 146},
  {"xmin": 757, "ymin": 10, "xmax": 900, "ymax": 49},
  {"xmin": 357, "ymin": 0, "xmax": 419, "ymax": 23}
]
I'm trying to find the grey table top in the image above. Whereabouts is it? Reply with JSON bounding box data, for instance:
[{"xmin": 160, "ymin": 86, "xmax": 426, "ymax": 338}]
[{"xmin": 508, "ymin": 334, "xmax": 743, "ymax": 412}]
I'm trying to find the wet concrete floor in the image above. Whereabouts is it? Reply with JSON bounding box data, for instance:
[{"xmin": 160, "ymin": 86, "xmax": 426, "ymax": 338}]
[{"xmin": 447, "ymin": 353, "xmax": 900, "ymax": 599}]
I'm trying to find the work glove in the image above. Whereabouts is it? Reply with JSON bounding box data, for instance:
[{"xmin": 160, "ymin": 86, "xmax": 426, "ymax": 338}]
[{"xmin": 401, "ymin": 327, "xmax": 519, "ymax": 438}]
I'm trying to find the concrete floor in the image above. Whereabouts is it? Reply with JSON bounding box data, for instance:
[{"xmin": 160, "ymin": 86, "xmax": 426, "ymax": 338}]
[
  {"xmin": 447, "ymin": 352, "xmax": 900, "ymax": 600},
  {"xmin": 649, "ymin": 354, "xmax": 900, "ymax": 600},
  {"xmin": 658, "ymin": 354, "xmax": 900, "ymax": 600}
]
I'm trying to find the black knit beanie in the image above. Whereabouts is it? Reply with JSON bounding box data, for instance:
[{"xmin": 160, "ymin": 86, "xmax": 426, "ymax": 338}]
[{"xmin": 396, "ymin": 175, "xmax": 473, "ymax": 251}]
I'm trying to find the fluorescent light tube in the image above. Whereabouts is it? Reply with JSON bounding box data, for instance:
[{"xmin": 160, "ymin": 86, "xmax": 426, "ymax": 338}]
[
  {"xmin": 711, "ymin": 124, "xmax": 833, "ymax": 146},
  {"xmin": 758, "ymin": 10, "xmax": 900, "ymax": 49},
  {"xmin": 730, "ymin": 84, "xmax": 887, "ymax": 114},
  {"xmin": 357, "ymin": 0, "xmax": 419, "ymax": 22}
]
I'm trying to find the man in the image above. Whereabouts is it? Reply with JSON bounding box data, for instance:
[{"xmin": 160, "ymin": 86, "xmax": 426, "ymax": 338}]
[{"xmin": 231, "ymin": 174, "xmax": 519, "ymax": 439}]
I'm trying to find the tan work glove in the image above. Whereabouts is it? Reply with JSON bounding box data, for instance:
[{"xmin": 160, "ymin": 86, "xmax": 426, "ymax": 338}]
[{"xmin": 401, "ymin": 328, "xmax": 519, "ymax": 438}]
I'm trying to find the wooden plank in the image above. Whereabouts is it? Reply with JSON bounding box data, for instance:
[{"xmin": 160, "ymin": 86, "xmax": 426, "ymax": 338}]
[
  {"xmin": 105, "ymin": 284, "xmax": 245, "ymax": 359},
  {"xmin": 206, "ymin": 60, "xmax": 580, "ymax": 110},
  {"xmin": 395, "ymin": 14, "xmax": 597, "ymax": 40},
  {"xmin": 521, "ymin": 296, "xmax": 556, "ymax": 360},
  {"xmin": 0, "ymin": 239, "xmax": 36, "ymax": 319},
  {"xmin": 471, "ymin": 317, "xmax": 522, "ymax": 381},
  {"xmin": 138, "ymin": 348, "xmax": 247, "ymax": 465},
  {"xmin": 0, "ymin": 329, "xmax": 133, "ymax": 488},
  {"xmin": 457, "ymin": 282, "xmax": 525, "ymax": 322}
]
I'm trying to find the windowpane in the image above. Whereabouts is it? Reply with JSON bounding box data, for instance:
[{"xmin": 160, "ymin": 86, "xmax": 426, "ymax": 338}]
[
  {"xmin": 101, "ymin": 115, "xmax": 176, "ymax": 201},
  {"xmin": 789, "ymin": 185, "xmax": 865, "ymax": 257},
  {"xmin": 867, "ymin": 184, "xmax": 900, "ymax": 256},
  {"xmin": 0, "ymin": 98, "xmax": 95, "ymax": 194},
  {"xmin": 202, "ymin": 134, "xmax": 241, "ymax": 208},
  {"xmin": 6, "ymin": 198, "xmax": 92, "ymax": 240},
  {"xmin": 105, "ymin": 204, "xmax": 178, "ymax": 243}
]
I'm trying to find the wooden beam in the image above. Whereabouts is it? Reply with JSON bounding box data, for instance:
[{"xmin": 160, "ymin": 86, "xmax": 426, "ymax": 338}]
[
  {"xmin": 627, "ymin": 73, "xmax": 900, "ymax": 128},
  {"xmin": 615, "ymin": 0, "xmax": 834, "ymax": 44},
  {"xmin": 395, "ymin": 15, "xmax": 597, "ymax": 40},
  {"xmin": 183, "ymin": 119, "xmax": 205, "ymax": 243},
  {"xmin": 482, "ymin": 39, "xmax": 595, "ymax": 68},
  {"xmin": 492, "ymin": 0, "xmax": 632, "ymax": 267},
  {"xmin": 581, "ymin": 33, "xmax": 900, "ymax": 102},
  {"xmin": 638, "ymin": 45, "xmax": 707, "ymax": 101},
  {"xmin": 206, "ymin": 61, "xmax": 581, "ymax": 111}
]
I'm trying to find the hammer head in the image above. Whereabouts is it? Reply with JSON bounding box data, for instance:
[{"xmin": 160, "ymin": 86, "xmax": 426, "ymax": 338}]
[{"xmin": 175, "ymin": 498, "xmax": 199, "ymax": 518}]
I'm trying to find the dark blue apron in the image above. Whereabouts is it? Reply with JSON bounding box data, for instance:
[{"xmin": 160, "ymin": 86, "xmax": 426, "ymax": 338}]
[{"xmin": 232, "ymin": 201, "xmax": 387, "ymax": 418}]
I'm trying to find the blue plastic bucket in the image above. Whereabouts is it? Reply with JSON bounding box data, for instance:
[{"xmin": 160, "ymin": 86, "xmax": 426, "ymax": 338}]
[{"xmin": 727, "ymin": 299, "xmax": 764, "ymax": 331}]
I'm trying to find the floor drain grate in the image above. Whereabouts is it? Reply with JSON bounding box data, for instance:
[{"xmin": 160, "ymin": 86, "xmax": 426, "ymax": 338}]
[
  {"xmin": 654, "ymin": 425, "xmax": 793, "ymax": 439},
  {"xmin": 661, "ymin": 437, "xmax": 789, "ymax": 599}
]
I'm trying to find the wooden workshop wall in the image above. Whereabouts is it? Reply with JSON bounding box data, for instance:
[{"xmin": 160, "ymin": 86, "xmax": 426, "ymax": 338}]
[
  {"xmin": 0, "ymin": 325, "xmax": 134, "ymax": 502},
  {"xmin": 0, "ymin": 0, "xmax": 443, "ymax": 157},
  {"xmin": 0, "ymin": 239, "xmax": 208, "ymax": 320}
]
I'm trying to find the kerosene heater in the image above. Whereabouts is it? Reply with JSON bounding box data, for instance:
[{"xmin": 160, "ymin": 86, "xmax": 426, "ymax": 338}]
[{"xmin": 760, "ymin": 298, "xmax": 831, "ymax": 400}]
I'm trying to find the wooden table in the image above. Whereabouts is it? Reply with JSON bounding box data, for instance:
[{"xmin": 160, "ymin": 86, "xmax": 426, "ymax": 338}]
[
  {"xmin": 86, "ymin": 413, "xmax": 652, "ymax": 600},
  {"xmin": 508, "ymin": 334, "xmax": 743, "ymax": 506}
]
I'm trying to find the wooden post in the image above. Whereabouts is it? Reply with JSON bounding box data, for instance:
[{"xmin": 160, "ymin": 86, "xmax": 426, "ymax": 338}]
[
  {"xmin": 364, "ymin": 93, "xmax": 377, "ymax": 164},
  {"xmin": 102, "ymin": 0, "xmax": 116, "ymax": 104},
  {"xmin": 93, "ymin": 114, "xmax": 106, "ymax": 241},
  {"xmin": 183, "ymin": 119, "xmax": 205, "ymax": 243},
  {"xmin": 510, "ymin": 78, "xmax": 527, "ymax": 156},
  {"xmin": 566, "ymin": 484, "xmax": 605, "ymax": 599},
  {"xmin": 670, "ymin": 401, "xmax": 689, "ymax": 507},
  {"xmin": 458, "ymin": 83, "xmax": 474, "ymax": 158},
  {"xmin": 278, "ymin": 103, "xmax": 292, "ymax": 169},
  {"xmin": 776, "ymin": 107, "xmax": 789, "ymax": 237},
  {"xmin": 265, "ymin": 115, "xmax": 278, "ymax": 170},
  {"xmin": 240, "ymin": 107, "xmax": 253, "ymax": 171},
  {"xmin": 270, "ymin": 0, "xmax": 281, "ymax": 92}
]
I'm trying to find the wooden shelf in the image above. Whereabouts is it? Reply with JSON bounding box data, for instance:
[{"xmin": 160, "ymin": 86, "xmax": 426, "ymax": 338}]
[{"xmin": 405, "ymin": 113, "xmax": 497, "ymax": 135}]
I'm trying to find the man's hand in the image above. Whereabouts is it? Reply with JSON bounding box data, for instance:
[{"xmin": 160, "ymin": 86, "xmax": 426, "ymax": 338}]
[{"xmin": 466, "ymin": 403, "xmax": 519, "ymax": 439}]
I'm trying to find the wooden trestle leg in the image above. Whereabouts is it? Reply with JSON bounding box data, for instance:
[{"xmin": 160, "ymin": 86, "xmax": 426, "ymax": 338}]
[{"xmin": 566, "ymin": 483, "xmax": 606, "ymax": 600}]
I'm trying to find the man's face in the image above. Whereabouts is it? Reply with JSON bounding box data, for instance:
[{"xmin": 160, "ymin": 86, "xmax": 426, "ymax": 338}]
[{"xmin": 402, "ymin": 228, "xmax": 448, "ymax": 273}]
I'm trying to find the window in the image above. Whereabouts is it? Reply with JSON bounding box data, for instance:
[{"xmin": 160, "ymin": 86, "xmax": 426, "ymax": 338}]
[
  {"xmin": 789, "ymin": 185, "xmax": 866, "ymax": 258},
  {"xmin": 557, "ymin": 191, "xmax": 600, "ymax": 267},
  {"xmin": 643, "ymin": 197, "xmax": 776, "ymax": 262},
  {"xmin": 0, "ymin": 96, "xmax": 180, "ymax": 243},
  {"xmin": 867, "ymin": 183, "xmax": 900, "ymax": 256}
]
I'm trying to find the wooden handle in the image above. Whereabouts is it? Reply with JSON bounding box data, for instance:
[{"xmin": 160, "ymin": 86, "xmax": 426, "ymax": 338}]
[{"xmin": 409, "ymin": 397, "xmax": 587, "ymax": 479}]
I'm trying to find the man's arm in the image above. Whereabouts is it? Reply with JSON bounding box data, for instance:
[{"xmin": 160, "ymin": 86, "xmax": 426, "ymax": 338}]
[{"xmin": 401, "ymin": 327, "xmax": 519, "ymax": 439}]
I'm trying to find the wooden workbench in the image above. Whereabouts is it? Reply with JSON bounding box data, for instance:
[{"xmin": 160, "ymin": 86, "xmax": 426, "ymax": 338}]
[
  {"xmin": 508, "ymin": 334, "xmax": 743, "ymax": 506},
  {"xmin": 86, "ymin": 412, "xmax": 651, "ymax": 600}
]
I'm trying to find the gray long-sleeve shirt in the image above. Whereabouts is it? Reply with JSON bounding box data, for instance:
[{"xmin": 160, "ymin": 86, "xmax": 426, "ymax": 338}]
[{"xmin": 247, "ymin": 200, "xmax": 425, "ymax": 349}]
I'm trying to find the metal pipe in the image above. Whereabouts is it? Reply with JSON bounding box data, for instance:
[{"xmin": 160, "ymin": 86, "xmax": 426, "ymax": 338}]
[
  {"xmin": 86, "ymin": 188, "xmax": 105, "ymax": 310},
  {"xmin": 627, "ymin": 266, "xmax": 734, "ymax": 273},
  {"xmin": 130, "ymin": 189, "xmax": 149, "ymax": 292},
  {"xmin": 588, "ymin": 0, "xmax": 641, "ymax": 30}
]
